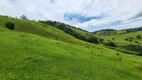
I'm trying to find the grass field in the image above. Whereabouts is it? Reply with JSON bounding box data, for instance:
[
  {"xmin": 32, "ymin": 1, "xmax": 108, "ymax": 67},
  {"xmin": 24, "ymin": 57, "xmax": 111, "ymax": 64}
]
[
  {"xmin": 0, "ymin": 16, "xmax": 102, "ymax": 48},
  {"xmin": 94, "ymin": 30, "xmax": 142, "ymax": 55},
  {"xmin": 0, "ymin": 25, "xmax": 142, "ymax": 80},
  {"xmin": 0, "ymin": 16, "xmax": 142, "ymax": 80},
  {"xmin": 96, "ymin": 31, "xmax": 142, "ymax": 45}
]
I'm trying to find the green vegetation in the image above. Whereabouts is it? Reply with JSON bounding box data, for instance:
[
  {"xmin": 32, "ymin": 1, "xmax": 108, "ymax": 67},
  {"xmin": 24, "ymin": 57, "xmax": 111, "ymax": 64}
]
[
  {"xmin": 93, "ymin": 29, "xmax": 117, "ymax": 36},
  {"xmin": 5, "ymin": 22, "xmax": 15, "ymax": 30},
  {"xmin": 0, "ymin": 26, "xmax": 142, "ymax": 80},
  {"xmin": 0, "ymin": 15, "xmax": 142, "ymax": 80},
  {"xmin": 103, "ymin": 41, "xmax": 117, "ymax": 47},
  {"xmin": 40, "ymin": 21, "xmax": 99, "ymax": 44},
  {"xmin": 20, "ymin": 15, "xmax": 28, "ymax": 20},
  {"xmin": 94, "ymin": 29, "xmax": 142, "ymax": 56},
  {"xmin": 0, "ymin": 16, "xmax": 97, "ymax": 47}
]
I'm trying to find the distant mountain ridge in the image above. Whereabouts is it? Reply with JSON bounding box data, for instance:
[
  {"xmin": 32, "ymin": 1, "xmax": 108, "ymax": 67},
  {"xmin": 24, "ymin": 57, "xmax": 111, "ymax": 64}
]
[
  {"xmin": 93, "ymin": 27, "xmax": 142, "ymax": 33},
  {"xmin": 123, "ymin": 27, "xmax": 142, "ymax": 32}
]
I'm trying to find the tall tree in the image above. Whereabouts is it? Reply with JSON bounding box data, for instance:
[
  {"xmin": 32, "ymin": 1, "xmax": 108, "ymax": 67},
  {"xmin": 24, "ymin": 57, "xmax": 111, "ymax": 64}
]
[{"xmin": 20, "ymin": 15, "xmax": 28, "ymax": 20}]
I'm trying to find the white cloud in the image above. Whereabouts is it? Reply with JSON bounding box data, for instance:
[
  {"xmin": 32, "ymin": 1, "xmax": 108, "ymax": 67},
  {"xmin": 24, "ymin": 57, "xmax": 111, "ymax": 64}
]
[{"xmin": 0, "ymin": 0, "xmax": 142, "ymax": 31}]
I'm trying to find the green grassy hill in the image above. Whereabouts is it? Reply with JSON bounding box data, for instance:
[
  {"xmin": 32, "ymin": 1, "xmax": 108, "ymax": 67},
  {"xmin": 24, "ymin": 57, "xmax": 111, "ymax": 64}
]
[
  {"xmin": 94, "ymin": 30, "xmax": 142, "ymax": 56},
  {"xmin": 0, "ymin": 26, "xmax": 142, "ymax": 80},
  {"xmin": 93, "ymin": 29, "xmax": 128, "ymax": 36},
  {"xmin": 0, "ymin": 16, "xmax": 98, "ymax": 47},
  {"xmin": 40, "ymin": 21, "xmax": 99, "ymax": 44},
  {"xmin": 0, "ymin": 15, "xmax": 142, "ymax": 80}
]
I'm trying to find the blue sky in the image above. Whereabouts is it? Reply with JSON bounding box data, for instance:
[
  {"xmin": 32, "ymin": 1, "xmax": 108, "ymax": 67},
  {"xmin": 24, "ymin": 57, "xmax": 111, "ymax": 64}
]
[
  {"xmin": 0, "ymin": 0, "xmax": 142, "ymax": 31},
  {"xmin": 64, "ymin": 13, "xmax": 103, "ymax": 23}
]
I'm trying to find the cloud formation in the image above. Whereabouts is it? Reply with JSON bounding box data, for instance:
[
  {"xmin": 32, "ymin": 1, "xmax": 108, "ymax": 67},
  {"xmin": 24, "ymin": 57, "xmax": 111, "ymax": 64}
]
[{"xmin": 0, "ymin": 0, "xmax": 142, "ymax": 31}]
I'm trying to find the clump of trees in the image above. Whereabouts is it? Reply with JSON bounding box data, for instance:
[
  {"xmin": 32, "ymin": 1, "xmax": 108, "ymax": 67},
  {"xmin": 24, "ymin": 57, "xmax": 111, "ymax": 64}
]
[
  {"xmin": 98, "ymin": 38, "xmax": 104, "ymax": 43},
  {"xmin": 125, "ymin": 27, "xmax": 142, "ymax": 32},
  {"xmin": 20, "ymin": 15, "xmax": 28, "ymax": 20},
  {"xmin": 112, "ymin": 38, "xmax": 115, "ymax": 40},
  {"xmin": 5, "ymin": 22, "xmax": 15, "ymax": 30},
  {"xmin": 137, "ymin": 35, "xmax": 142, "ymax": 39},
  {"xmin": 125, "ymin": 38, "xmax": 128, "ymax": 41},
  {"xmin": 135, "ymin": 41, "xmax": 139, "ymax": 44},
  {"xmin": 87, "ymin": 36, "xmax": 98, "ymax": 43},
  {"xmin": 104, "ymin": 41, "xmax": 117, "ymax": 47},
  {"xmin": 125, "ymin": 35, "xmax": 141, "ymax": 44},
  {"xmin": 116, "ymin": 53, "xmax": 120, "ymax": 56},
  {"xmin": 123, "ymin": 44, "xmax": 142, "ymax": 56},
  {"xmin": 93, "ymin": 29, "xmax": 117, "ymax": 36},
  {"xmin": 124, "ymin": 37, "xmax": 134, "ymax": 42}
]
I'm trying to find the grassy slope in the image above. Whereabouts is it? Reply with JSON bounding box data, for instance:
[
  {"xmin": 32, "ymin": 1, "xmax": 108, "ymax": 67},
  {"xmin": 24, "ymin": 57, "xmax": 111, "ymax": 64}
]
[
  {"xmin": 0, "ymin": 16, "xmax": 105, "ymax": 52},
  {"xmin": 110, "ymin": 31, "xmax": 142, "ymax": 45},
  {"xmin": 40, "ymin": 21, "xmax": 99, "ymax": 43},
  {"xmin": 94, "ymin": 30, "xmax": 126, "ymax": 36},
  {"xmin": 94, "ymin": 30, "xmax": 142, "ymax": 54},
  {"xmin": 0, "ymin": 16, "xmax": 104, "ymax": 50},
  {"xmin": 0, "ymin": 26, "xmax": 142, "ymax": 80},
  {"xmin": 94, "ymin": 30, "xmax": 142, "ymax": 45}
]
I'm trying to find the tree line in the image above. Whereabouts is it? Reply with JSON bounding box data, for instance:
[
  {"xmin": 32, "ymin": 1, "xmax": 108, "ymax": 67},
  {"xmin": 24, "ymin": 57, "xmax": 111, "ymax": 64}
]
[{"xmin": 39, "ymin": 20, "xmax": 99, "ymax": 44}]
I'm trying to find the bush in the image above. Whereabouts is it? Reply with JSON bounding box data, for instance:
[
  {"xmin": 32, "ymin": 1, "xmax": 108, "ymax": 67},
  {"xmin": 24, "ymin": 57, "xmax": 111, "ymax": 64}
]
[
  {"xmin": 116, "ymin": 53, "xmax": 120, "ymax": 56},
  {"xmin": 112, "ymin": 38, "xmax": 115, "ymax": 40},
  {"xmin": 125, "ymin": 38, "xmax": 128, "ymax": 41},
  {"xmin": 135, "ymin": 41, "xmax": 139, "ymax": 44},
  {"xmin": 87, "ymin": 36, "xmax": 99, "ymax": 44},
  {"xmin": 104, "ymin": 41, "xmax": 117, "ymax": 47},
  {"xmin": 5, "ymin": 22, "xmax": 15, "ymax": 30},
  {"xmin": 137, "ymin": 35, "xmax": 141, "ymax": 39}
]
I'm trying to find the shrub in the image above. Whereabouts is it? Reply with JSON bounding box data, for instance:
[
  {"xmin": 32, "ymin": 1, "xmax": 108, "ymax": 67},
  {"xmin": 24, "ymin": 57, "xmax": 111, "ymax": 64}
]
[
  {"xmin": 5, "ymin": 22, "xmax": 15, "ymax": 30},
  {"xmin": 116, "ymin": 53, "xmax": 120, "ymax": 56},
  {"xmin": 137, "ymin": 35, "xmax": 141, "ymax": 39},
  {"xmin": 104, "ymin": 41, "xmax": 117, "ymax": 47},
  {"xmin": 125, "ymin": 38, "xmax": 128, "ymax": 41},
  {"xmin": 112, "ymin": 38, "xmax": 115, "ymax": 40},
  {"xmin": 135, "ymin": 41, "xmax": 139, "ymax": 44}
]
